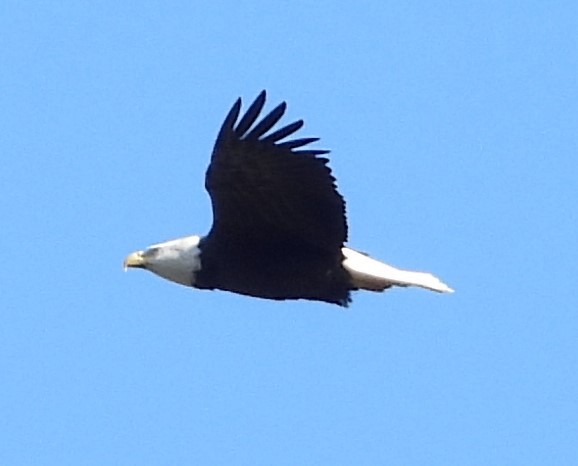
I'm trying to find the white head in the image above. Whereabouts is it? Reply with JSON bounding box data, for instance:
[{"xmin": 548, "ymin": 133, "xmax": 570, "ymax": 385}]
[{"xmin": 124, "ymin": 235, "xmax": 202, "ymax": 286}]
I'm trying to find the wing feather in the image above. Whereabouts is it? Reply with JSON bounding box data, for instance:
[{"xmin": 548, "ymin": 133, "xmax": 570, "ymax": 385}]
[
  {"xmin": 278, "ymin": 137, "xmax": 320, "ymax": 150},
  {"xmin": 205, "ymin": 91, "xmax": 347, "ymax": 253},
  {"xmin": 261, "ymin": 120, "xmax": 304, "ymax": 143},
  {"xmin": 244, "ymin": 102, "xmax": 287, "ymax": 140},
  {"xmin": 234, "ymin": 91, "xmax": 266, "ymax": 136}
]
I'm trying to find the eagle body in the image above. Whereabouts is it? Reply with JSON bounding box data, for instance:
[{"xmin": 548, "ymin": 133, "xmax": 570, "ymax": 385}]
[
  {"xmin": 124, "ymin": 91, "xmax": 453, "ymax": 306},
  {"xmin": 196, "ymin": 233, "xmax": 352, "ymax": 305}
]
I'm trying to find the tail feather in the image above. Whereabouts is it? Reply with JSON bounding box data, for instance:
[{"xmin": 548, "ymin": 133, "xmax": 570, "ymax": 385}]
[{"xmin": 342, "ymin": 247, "xmax": 454, "ymax": 293}]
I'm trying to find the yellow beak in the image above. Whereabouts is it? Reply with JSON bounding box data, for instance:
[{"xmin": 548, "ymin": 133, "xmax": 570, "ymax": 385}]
[{"xmin": 123, "ymin": 251, "xmax": 145, "ymax": 270}]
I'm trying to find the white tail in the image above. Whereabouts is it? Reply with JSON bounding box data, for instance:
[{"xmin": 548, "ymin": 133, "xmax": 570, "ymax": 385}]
[{"xmin": 342, "ymin": 247, "xmax": 454, "ymax": 293}]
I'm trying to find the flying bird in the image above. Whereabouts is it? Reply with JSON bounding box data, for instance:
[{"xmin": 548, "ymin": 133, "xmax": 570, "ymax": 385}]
[{"xmin": 124, "ymin": 91, "xmax": 453, "ymax": 306}]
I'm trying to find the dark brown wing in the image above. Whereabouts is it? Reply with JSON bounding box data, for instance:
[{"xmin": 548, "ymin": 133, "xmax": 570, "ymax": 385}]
[{"xmin": 204, "ymin": 90, "xmax": 347, "ymax": 253}]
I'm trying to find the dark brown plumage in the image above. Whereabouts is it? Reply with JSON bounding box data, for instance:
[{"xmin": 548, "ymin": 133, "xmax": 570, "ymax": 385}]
[{"xmin": 197, "ymin": 91, "xmax": 352, "ymax": 305}]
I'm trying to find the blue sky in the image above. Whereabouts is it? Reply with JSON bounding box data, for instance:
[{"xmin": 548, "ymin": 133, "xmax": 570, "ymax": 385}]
[{"xmin": 2, "ymin": 1, "xmax": 577, "ymax": 464}]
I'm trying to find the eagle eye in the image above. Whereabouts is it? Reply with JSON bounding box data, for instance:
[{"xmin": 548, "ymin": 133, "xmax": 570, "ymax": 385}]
[{"xmin": 144, "ymin": 247, "xmax": 159, "ymax": 258}]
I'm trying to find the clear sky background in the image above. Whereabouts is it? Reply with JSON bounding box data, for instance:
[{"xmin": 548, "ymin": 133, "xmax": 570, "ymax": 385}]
[{"xmin": 2, "ymin": 1, "xmax": 577, "ymax": 465}]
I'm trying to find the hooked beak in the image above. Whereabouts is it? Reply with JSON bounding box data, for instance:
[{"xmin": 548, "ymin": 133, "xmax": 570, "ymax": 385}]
[{"xmin": 123, "ymin": 251, "xmax": 146, "ymax": 270}]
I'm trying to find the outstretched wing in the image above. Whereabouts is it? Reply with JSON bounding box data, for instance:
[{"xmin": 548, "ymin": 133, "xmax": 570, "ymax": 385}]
[{"xmin": 205, "ymin": 90, "xmax": 347, "ymax": 253}]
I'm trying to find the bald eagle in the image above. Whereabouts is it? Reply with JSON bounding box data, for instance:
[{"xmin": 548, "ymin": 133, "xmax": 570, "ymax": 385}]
[{"xmin": 124, "ymin": 91, "xmax": 453, "ymax": 306}]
